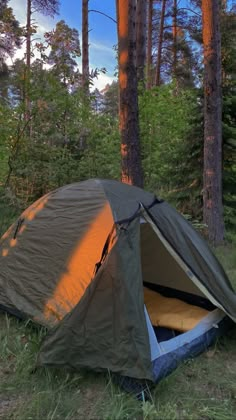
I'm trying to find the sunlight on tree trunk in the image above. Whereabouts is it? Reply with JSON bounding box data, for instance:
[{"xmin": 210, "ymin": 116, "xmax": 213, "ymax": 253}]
[
  {"xmin": 202, "ymin": 0, "xmax": 224, "ymax": 244},
  {"xmin": 116, "ymin": 0, "xmax": 143, "ymax": 187}
]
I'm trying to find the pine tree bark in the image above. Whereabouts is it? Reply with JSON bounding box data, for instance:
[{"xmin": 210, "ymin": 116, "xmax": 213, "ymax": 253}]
[
  {"xmin": 136, "ymin": 0, "xmax": 147, "ymax": 85},
  {"xmin": 202, "ymin": 0, "xmax": 224, "ymax": 244},
  {"xmin": 82, "ymin": 0, "xmax": 89, "ymax": 93},
  {"xmin": 155, "ymin": 0, "xmax": 166, "ymax": 86},
  {"xmin": 146, "ymin": 0, "xmax": 153, "ymax": 89},
  {"xmin": 116, "ymin": 0, "xmax": 143, "ymax": 187}
]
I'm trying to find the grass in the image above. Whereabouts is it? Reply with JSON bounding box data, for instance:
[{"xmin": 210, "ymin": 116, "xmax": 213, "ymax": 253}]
[{"xmin": 0, "ymin": 193, "xmax": 236, "ymax": 419}]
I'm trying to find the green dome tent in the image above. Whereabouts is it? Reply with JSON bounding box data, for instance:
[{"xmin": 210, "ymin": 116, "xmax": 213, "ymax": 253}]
[{"xmin": 0, "ymin": 179, "xmax": 235, "ymax": 385}]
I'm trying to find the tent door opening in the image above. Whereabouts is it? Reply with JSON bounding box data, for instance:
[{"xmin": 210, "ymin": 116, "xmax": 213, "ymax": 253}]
[{"xmin": 139, "ymin": 214, "xmax": 225, "ymax": 359}]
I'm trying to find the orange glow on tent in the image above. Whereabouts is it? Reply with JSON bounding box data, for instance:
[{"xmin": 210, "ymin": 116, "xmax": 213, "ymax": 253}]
[
  {"xmin": 10, "ymin": 239, "xmax": 17, "ymax": 247},
  {"xmin": 0, "ymin": 195, "xmax": 49, "ymax": 258},
  {"xmin": 23, "ymin": 194, "xmax": 49, "ymax": 222},
  {"xmin": 1, "ymin": 226, "xmax": 14, "ymax": 241},
  {"xmin": 44, "ymin": 202, "xmax": 115, "ymax": 322},
  {"xmin": 2, "ymin": 249, "xmax": 9, "ymax": 257}
]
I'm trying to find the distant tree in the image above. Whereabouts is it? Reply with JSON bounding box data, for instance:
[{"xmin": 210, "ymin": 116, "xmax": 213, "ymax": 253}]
[
  {"xmin": 202, "ymin": 0, "xmax": 224, "ymax": 244},
  {"xmin": 25, "ymin": 0, "xmax": 59, "ymax": 122},
  {"xmin": 146, "ymin": 0, "xmax": 153, "ymax": 89},
  {"xmin": 45, "ymin": 20, "xmax": 81, "ymax": 86},
  {"xmin": 102, "ymin": 81, "xmax": 119, "ymax": 118},
  {"xmin": 0, "ymin": 0, "xmax": 22, "ymax": 65},
  {"xmin": 136, "ymin": 0, "xmax": 147, "ymax": 84},
  {"xmin": 82, "ymin": 0, "xmax": 89, "ymax": 93},
  {"xmin": 172, "ymin": 0, "xmax": 177, "ymax": 78},
  {"xmin": 154, "ymin": 0, "xmax": 166, "ymax": 86},
  {"xmin": 116, "ymin": 0, "xmax": 143, "ymax": 187},
  {"xmin": 0, "ymin": 0, "xmax": 22, "ymax": 101}
]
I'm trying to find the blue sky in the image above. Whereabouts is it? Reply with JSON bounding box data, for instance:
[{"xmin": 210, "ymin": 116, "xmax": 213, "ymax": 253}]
[
  {"xmin": 9, "ymin": 0, "xmax": 235, "ymax": 89},
  {"xmin": 59, "ymin": 1, "xmax": 117, "ymax": 77},
  {"xmin": 9, "ymin": 0, "xmax": 118, "ymax": 89}
]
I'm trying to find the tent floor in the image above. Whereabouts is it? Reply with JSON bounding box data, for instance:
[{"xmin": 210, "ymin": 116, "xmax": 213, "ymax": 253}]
[{"xmin": 153, "ymin": 326, "xmax": 181, "ymax": 342}]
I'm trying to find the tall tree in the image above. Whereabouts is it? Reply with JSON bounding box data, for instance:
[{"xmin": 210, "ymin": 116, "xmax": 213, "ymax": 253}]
[
  {"xmin": 155, "ymin": 0, "xmax": 166, "ymax": 86},
  {"xmin": 136, "ymin": 0, "xmax": 147, "ymax": 84},
  {"xmin": 45, "ymin": 20, "xmax": 80, "ymax": 86},
  {"xmin": 146, "ymin": 0, "xmax": 153, "ymax": 89},
  {"xmin": 82, "ymin": 0, "xmax": 89, "ymax": 93},
  {"xmin": 172, "ymin": 0, "xmax": 177, "ymax": 78},
  {"xmin": 202, "ymin": 0, "xmax": 224, "ymax": 244},
  {"xmin": 116, "ymin": 0, "xmax": 143, "ymax": 187},
  {"xmin": 0, "ymin": 0, "xmax": 22, "ymax": 66},
  {"xmin": 0, "ymin": 0, "xmax": 22, "ymax": 101},
  {"xmin": 25, "ymin": 0, "xmax": 59, "ymax": 122}
]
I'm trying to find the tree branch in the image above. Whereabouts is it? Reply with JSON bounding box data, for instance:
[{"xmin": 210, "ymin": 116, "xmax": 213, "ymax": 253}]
[
  {"xmin": 88, "ymin": 9, "xmax": 117, "ymax": 24},
  {"xmin": 178, "ymin": 7, "xmax": 201, "ymax": 17}
]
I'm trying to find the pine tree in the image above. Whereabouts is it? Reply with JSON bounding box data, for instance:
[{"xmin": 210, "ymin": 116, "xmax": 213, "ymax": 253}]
[
  {"xmin": 25, "ymin": 0, "xmax": 59, "ymax": 123},
  {"xmin": 82, "ymin": 0, "xmax": 89, "ymax": 93},
  {"xmin": 146, "ymin": 0, "xmax": 153, "ymax": 88},
  {"xmin": 136, "ymin": 0, "xmax": 147, "ymax": 84},
  {"xmin": 202, "ymin": 0, "xmax": 224, "ymax": 244},
  {"xmin": 116, "ymin": 0, "xmax": 143, "ymax": 187},
  {"xmin": 45, "ymin": 20, "xmax": 81, "ymax": 86}
]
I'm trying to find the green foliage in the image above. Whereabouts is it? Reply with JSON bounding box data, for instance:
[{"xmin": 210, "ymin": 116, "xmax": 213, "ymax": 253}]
[
  {"xmin": 44, "ymin": 20, "xmax": 81, "ymax": 85},
  {"xmin": 221, "ymin": 10, "xmax": 236, "ymax": 233},
  {"xmin": 0, "ymin": 0, "xmax": 22, "ymax": 65},
  {"xmin": 140, "ymin": 83, "xmax": 202, "ymax": 217}
]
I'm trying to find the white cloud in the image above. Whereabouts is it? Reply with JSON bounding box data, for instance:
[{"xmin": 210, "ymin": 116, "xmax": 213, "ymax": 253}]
[
  {"xmin": 9, "ymin": 0, "xmax": 27, "ymax": 24},
  {"xmin": 90, "ymin": 41, "xmax": 115, "ymax": 55},
  {"xmin": 92, "ymin": 73, "xmax": 116, "ymax": 90}
]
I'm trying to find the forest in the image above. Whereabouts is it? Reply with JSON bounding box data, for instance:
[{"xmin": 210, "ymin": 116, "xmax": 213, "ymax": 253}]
[
  {"xmin": 0, "ymin": 0, "xmax": 235, "ymax": 246},
  {"xmin": 0, "ymin": 1, "xmax": 236, "ymax": 418}
]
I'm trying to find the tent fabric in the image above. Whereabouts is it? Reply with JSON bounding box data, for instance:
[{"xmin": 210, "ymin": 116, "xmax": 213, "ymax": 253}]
[
  {"xmin": 0, "ymin": 178, "xmax": 235, "ymax": 383},
  {"xmin": 141, "ymin": 222, "xmax": 204, "ymax": 297},
  {"xmin": 143, "ymin": 287, "xmax": 209, "ymax": 332},
  {"xmin": 0, "ymin": 181, "xmax": 114, "ymax": 325},
  {"xmin": 38, "ymin": 219, "xmax": 153, "ymax": 381}
]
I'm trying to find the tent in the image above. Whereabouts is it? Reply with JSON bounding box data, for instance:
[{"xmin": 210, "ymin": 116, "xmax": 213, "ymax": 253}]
[{"xmin": 0, "ymin": 179, "xmax": 235, "ymax": 386}]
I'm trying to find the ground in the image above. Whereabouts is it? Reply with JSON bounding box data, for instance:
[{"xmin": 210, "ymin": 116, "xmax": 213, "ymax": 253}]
[{"xmin": 0, "ymin": 197, "xmax": 236, "ymax": 419}]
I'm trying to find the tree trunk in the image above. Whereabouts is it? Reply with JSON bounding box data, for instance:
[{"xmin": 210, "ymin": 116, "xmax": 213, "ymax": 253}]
[
  {"xmin": 172, "ymin": 0, "xmax": 177, "ymax": 79},
  {"xmin": 25, "ymin": 0, "xmax": 31, "ymax": 123},
  {"xmin": 146, "ymin": 0, "xmax": 153, "ymax": 89},
  {"xmin": 202, "ymin": 0, "xmax": 224, "ymax": 244},
  {"xmin": 116, "ymin": 0, "xmax": 143, "ymax": 187},
  {"xmin": 155, "ymin": 0, "xmax": 166, "ymax": 86},
  {"xmin": 82, "ymin": 0, "xmax": 89, "ymax": 93},
  {"xmin": 136, "ymin": 0, "xmax": 147, "ymax": 85}
]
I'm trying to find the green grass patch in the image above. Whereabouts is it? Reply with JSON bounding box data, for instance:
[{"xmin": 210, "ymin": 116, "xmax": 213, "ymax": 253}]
[{"xmin": 0, "ymin": 313, "xmax": 235, "ymax": 419}]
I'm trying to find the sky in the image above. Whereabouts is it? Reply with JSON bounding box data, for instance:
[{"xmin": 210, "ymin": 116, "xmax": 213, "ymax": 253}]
[{"xmin": 9, "ymin": 0, "xmax": 118, "ymax": 90}]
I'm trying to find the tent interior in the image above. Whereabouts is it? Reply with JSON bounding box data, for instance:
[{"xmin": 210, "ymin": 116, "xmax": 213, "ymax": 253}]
[{"xmin": 139, "ymin": 219, "xmax": 225, "ymax": 359}]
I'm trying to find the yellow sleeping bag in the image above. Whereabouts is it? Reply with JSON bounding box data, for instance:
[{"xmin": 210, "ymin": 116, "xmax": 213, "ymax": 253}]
[{"xmin": 144, "ymin": 287, "xmax": 209, "ymax": 332}]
